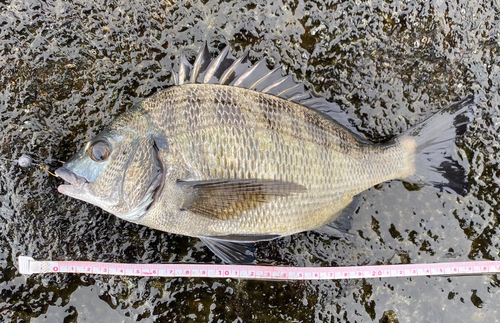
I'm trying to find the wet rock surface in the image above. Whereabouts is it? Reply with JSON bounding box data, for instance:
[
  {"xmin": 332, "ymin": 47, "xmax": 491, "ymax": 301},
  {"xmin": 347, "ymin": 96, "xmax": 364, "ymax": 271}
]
[{"xmin": 1, "ymin": 0, "xmax": 499, "ymax": 321}]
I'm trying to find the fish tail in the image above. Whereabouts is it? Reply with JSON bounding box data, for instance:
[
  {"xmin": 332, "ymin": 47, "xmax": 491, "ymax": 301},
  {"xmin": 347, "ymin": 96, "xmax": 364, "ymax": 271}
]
[{"xmin": 399, "ymin": 95, "xmax": 476, "ymax": 195}]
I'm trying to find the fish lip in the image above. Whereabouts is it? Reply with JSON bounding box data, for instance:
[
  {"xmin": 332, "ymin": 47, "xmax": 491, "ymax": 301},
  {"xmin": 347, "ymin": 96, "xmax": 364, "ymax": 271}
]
[{"xmin": 55, "ymin": 167, "xmax": 88, "ymax": 192}]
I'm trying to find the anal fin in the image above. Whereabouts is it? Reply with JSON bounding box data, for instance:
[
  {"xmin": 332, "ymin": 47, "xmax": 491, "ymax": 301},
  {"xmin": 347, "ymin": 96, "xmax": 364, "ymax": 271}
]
[{"xmin": 314, "ymin": 195, "xmax": 361, "ymax": 238}]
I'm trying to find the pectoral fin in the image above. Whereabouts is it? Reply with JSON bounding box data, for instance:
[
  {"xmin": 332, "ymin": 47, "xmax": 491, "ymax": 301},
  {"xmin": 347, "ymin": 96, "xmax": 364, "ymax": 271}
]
[{"xmin": 177, "ymin": 179, "xmax": 307, "ymax": 220}]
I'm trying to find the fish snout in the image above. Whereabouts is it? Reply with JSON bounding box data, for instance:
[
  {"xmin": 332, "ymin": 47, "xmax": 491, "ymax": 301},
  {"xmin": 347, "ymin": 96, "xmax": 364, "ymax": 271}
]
[{"xmin": 55, "ymin": 167, "xmax": 88, "ymax": 191}]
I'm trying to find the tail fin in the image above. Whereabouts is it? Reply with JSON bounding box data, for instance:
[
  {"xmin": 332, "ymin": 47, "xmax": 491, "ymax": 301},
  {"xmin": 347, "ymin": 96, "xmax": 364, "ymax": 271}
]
[{"xmin": 401, "ymin": 96, "xmax": 476, "ymax": 195}]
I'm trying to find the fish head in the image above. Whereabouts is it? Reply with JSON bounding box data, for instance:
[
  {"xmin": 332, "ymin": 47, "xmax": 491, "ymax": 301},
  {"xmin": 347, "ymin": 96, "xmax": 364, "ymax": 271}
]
[{"xmin": 56, "ymin": 110, "xmax": 163, "ymax": 221}]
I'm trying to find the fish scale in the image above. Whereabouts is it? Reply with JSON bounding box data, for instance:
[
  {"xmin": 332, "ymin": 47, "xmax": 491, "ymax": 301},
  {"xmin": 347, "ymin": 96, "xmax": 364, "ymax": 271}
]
[{"xmin": 137, "ymin": 84, "xmax": 409, "ymax": 237}]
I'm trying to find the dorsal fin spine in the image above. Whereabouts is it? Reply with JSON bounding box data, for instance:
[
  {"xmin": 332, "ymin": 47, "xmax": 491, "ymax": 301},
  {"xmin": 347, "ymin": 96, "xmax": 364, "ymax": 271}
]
[
  {"xmin": 249, "ymin": 66, "xmax": 282, "ymax": 90},
  {"xmin": 178, "ymin": 52, "xmax": 193, "ymax": 86},
  {"xmin": 289, "ymin": 93, "xmax": 312, "ymax": 102},
  {"xmin": 219, "ymin": 50, "xmax": 250, "ymax": 85},
  {"xmin": 172, "ymin": 72, "xmax": 179, "ymax": 85},
  {"xmin": 191, "ymin": 42, "xmax": 210, "ymax": 83},
  {"xmin": 233, "ymin": 59, "xmax": 267, "ymax": 87},
  {"xmin": 261, "ymin": 75, "xmax": 289, "ymax": 93},
  {"xmin": 203, "ymin": 46, "xmax": 231, "ymax": 84},
  {"xmin": 277, "ymin": 83, "xmax": 300, "ymax": 97}
]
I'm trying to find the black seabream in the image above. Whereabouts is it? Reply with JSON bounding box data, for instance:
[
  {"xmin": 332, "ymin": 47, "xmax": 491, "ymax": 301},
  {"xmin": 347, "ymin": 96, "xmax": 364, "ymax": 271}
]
[{"xmin": 56, "ymin": 44, "xmax": 476, "ymax": 264}]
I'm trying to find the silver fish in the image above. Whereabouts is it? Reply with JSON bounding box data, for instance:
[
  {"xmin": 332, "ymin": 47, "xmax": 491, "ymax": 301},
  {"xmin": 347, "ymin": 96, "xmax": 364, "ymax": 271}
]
[{"xmin": 56, "ymin": 44, "xmax": 476, "ymax": 263}]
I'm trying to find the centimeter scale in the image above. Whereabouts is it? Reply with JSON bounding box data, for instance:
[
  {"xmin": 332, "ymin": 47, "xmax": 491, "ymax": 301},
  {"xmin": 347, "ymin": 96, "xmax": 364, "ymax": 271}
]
[{"xmin": 18, "ymin": 256, "xmax": 500, "ymax": 280}]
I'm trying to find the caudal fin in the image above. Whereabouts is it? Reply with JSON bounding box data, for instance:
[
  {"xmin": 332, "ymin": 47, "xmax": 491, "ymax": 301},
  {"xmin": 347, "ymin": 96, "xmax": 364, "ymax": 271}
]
[{"xmin": 402, "ymin": 96, "xmax": 476, "ymax": 195}]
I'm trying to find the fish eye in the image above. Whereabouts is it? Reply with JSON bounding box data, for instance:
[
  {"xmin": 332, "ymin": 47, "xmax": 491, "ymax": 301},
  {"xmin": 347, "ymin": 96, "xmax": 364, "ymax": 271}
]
[{"xmin": 89, "ymin": 140, "xmax": 111, "ymax": 162}]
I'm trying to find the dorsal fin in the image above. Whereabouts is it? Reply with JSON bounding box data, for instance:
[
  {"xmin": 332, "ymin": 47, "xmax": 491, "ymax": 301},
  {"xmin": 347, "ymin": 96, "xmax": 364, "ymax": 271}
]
[
  {"xmin": 219, "ymin": 50, "xmax": 251, "ymax": 85},
  {"xmin": 203, "ymin": 46, "xmax": 234, "ymax": 84},
  {"xmin": 179, "ymin": 51, "xmax": 194, "ymax": 85},
  {"xmin": 233, "ymin": 59, "xmax": 270, "ymax": 88},
  {"xmin": 177, "ymin": 44, "xmax": 365, "ymax": 139},
  {"xmin": 190, "ymin": 42, "xmax": 212, "ymax": 84},
  {"xmin": 251, "ymin": 66, "xmax": 283, "ymax": 91}
]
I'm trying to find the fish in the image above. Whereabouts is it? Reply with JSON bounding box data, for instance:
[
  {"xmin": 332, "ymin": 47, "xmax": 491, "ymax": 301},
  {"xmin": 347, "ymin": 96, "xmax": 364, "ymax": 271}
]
[{"xmin": 55, "ymin": 44, "xmax": 476, "ymax": 264}]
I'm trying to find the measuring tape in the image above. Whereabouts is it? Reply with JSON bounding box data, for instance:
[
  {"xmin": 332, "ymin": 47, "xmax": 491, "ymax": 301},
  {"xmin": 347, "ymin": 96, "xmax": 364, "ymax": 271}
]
[{"xmin": 18, "ymin": 256, "xmax": 500, "ymax": 280}]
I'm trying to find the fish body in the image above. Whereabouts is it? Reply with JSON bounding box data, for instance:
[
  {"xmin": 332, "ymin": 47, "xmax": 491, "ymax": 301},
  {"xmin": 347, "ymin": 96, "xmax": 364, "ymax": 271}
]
[
  {"xmin": 56, "ymin": 45, "xmax": 475, "ymax": 263},
  {"xmin": 136, "ymin": 84, "xmax": 413, "ymax": 237}
]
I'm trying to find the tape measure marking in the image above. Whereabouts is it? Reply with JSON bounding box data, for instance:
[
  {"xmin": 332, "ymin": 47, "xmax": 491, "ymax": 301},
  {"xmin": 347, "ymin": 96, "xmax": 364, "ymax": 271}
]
[{"xmin": 18, "ymin": 256, "xmax": 500, "ymax": 280}]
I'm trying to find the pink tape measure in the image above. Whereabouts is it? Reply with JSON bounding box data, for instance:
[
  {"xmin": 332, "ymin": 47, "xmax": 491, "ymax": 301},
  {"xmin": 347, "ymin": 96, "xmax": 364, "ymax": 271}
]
[{"xmin": 18, "ymin": 256, "xmax": 500, "ymax": 280}]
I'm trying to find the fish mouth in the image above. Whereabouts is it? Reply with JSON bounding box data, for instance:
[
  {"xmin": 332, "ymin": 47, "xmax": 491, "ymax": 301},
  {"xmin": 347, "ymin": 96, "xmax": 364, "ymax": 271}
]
[{"xmin": 55, "ymin": 167, "xmax": 88, "ymax": 194}]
